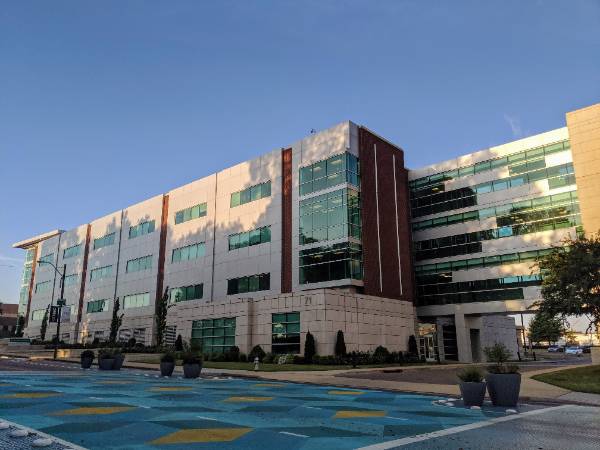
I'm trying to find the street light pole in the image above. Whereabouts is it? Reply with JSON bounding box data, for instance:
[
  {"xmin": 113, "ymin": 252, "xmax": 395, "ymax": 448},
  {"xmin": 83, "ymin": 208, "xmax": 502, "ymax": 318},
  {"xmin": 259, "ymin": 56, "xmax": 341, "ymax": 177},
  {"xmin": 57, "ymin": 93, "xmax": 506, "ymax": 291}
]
[
  {"xmin": 37, "ymin": 260, "xmax": 66, "ymax": 361},
  {"xmin": 54, "ymin": 263, "xmax": 66, "ymax": 360}
]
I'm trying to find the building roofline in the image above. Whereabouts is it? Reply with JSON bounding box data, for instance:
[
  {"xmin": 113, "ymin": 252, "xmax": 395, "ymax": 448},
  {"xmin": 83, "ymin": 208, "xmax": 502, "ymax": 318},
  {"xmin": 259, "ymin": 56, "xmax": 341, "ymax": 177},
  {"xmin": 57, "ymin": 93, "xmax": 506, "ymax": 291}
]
[
  {"xmin": 12, "ymin": 229, "xmax": 64, "ymax": 249},
  {"xmin": 358, "ymin": 125, "xmax": 404, "ymax": 152}
]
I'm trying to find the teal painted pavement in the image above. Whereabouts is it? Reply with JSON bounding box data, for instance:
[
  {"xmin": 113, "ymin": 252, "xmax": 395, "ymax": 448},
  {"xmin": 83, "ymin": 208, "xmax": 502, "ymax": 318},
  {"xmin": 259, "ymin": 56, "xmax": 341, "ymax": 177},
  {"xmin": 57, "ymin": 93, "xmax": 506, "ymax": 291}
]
[{"xmin": 0, "ymin": 370, "xmax": 513, "ymax": 449}]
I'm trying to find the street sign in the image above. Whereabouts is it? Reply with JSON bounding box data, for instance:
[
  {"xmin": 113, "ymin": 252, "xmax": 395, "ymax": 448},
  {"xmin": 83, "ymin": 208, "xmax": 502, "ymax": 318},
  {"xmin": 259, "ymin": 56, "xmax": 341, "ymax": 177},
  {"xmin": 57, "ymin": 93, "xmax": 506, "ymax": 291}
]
[
  {"xmin": 49, "ymin": 306, "xmax": 60, "ymax": 323},
  {"xmin": 61, "ymin": 306, "xmax": 71, "ymax": 323},
  {"xmin": 56, "ymin": 299, "xmax": 66, "ymax": 306}
]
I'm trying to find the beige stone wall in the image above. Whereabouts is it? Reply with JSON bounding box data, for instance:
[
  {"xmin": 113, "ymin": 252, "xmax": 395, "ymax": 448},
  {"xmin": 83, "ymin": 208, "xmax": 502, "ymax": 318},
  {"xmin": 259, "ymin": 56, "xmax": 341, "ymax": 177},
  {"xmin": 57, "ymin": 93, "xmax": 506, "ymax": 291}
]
[
  {"xmin": 167, "ymin": 288, "xmax": 415, "ymax": 355},
  {"xmin": 566, "ymin": 103, "xmax": 600, "ymax": 236}
]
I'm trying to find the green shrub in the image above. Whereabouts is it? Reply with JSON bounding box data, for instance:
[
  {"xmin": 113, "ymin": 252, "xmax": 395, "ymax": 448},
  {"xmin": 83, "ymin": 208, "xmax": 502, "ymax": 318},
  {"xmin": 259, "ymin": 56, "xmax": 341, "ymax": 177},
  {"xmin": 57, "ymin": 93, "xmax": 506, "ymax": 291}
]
[
  {"xmin": 181, "ymin": 351, "xmax": 202, "ymax": 365},
  {"xmin": 304, "ymin": 331, "xmax": 316, "ymax": 364},
  {"xmin": 98, "ymin": 349, "xmax": 114, "ymax": 360},
  {"xmin": 249, "ymin": 345, "xmax": 266, "ymax": 362},
  {"xmin": 160, "ymin": 351, "xmax": 175, "ymax": 363},
  {"xmin": 174, "ymin": 335, "xmax": 183, "ymax": 351},
  {"xmin": 458, "ymin": 366, "xmax": 484, "ymax": 382},
  {"xmin": 263, "ymin": 352, "xmax": 274, "ymax": 364},
  {"xmin": 484, "ymin": 342, "xmax": 519, "ymax": 374},
  {"xmin": 335, "ymin": 330, "xmax": 347, "ymax": 357},
  {"xmin": 239, "ymin": 353, "xmax": 247, "ymax": 363},
  {"xmin": 226, "ymin": 346, "xmax": 240, "ymax": 362},
  {"xmin": 81, "ymin": 350, "xmax": 95, "ymax": 360},
  {"xmin": 373, "ymin": 346, "xmax": 390, "ymax": 363}
]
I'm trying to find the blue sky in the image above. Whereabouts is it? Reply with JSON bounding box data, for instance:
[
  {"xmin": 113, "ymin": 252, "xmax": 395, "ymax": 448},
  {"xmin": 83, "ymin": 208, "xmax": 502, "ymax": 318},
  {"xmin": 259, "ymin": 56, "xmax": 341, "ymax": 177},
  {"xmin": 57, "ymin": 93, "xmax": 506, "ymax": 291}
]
[{"xmin": 1, "ymin": 1, "xmax": 599, "ymax": 306}]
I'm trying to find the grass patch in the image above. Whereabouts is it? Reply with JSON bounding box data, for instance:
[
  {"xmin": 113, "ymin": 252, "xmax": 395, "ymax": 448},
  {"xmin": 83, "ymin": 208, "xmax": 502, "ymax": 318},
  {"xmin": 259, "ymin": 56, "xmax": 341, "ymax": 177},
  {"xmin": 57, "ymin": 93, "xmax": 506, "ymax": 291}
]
[{"xmin": 532, "ymin": 365, "xmax": 600, "ymax": 394}]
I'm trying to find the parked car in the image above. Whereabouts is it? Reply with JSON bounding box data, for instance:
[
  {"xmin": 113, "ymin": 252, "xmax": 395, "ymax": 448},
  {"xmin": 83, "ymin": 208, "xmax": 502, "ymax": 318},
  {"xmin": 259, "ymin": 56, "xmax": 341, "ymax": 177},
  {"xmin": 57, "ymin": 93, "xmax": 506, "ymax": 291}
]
[
  {"xmin": 547, "ymin": 345, "xmax": 561, "ymax": 353},
  {"xmin": 582, "ymin": 345, "xmax": 592, "ymax": 354},
  {"xmin": 565, "ymin": 346, "xmax": 583, "ymax": 356}
]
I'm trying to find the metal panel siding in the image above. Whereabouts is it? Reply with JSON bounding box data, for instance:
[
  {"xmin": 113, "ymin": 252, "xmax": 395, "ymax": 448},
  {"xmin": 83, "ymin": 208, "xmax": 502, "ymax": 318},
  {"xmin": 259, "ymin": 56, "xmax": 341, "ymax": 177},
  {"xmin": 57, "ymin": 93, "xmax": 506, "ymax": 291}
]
[
  {"xmin": 281, "ymin": 148, "xmax": 293, "ymax": 293},
  {"xmin": 359, "ymin": 127, "xmax": 414, "ymax": 302},
  {"xmin": 75, "ymin": 224, "xmax": 91, "ymax": 327},
  {"xmin": 156, "ymin": 195, "xmax": 170, "ymax": 304},
  {"xmin": 24, "ymin": 246, "xmax": 38, "ymax": 325}
]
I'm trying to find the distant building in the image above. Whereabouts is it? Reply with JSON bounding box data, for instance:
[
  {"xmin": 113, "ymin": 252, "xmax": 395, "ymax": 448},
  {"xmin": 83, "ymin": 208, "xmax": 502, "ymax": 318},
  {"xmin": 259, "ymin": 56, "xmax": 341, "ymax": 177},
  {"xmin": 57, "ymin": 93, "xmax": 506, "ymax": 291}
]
[
  {"xmin": 0, "ymin": 303, "xmax": 18, "ymax": 337},
  {"xmin": 12, "ymin": 103, "xmax": 600, "ymax": 361}
]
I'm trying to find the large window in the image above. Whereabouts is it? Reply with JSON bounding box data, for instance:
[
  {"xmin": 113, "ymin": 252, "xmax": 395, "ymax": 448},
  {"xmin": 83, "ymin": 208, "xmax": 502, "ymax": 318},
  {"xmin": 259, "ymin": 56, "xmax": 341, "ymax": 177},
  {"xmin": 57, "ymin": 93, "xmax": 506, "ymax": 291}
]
[
  {"xmin": 272, "ymin": 312, "xmax": 300, "ymax": 354},
  {"xmin": 126, "ymin": 255, "xmax": 152, "ymax": 273},
  {"xmin": 228, "ymin": 226, "xmax": 271, "ymax": 250},
  {"xmin": 191, "ymin": 318, "xmax": 236, "ymax": 354},
  {"xmin": 90, "ymin": 265, "xmax": 113, "ymax": 281},
  {"xmin": 300, "ymin": 188, "xmax": 361, "ymax": 244},
  {"xmin": 169, "ymin": 284, "xmax": 203, "ymax": 303},
  {"xmin": 227, "ymin": 273, "xmax": 270, "ymax": 295},
  {"xmin": 129, "ymin": 220, "xmax": 155, "ymax": 239},
  {"xmin": 410, "ymin": 140, "xmax": 570, "ymax": 193},
  {"xmin": 175, "ymin": 203, "xmax": 207, "ymax": 224},
  {"xmin": 230, "ymin": 181, "xmax": 271, "ymax": 208},
  {"xmin": 300, "ymin": 242, "xmax": 363, "ymax": 284},
  {"xmin": 411, "ymin": 163, "xmax": 575, "ymax": 218},
  {"xmin": 35, "ymin": 280, "xmax": 52, "ymax": 294},
  {"xmin": 123, "ymin": 292, "xmax": 150, "ymax": 309},
  {"xmin": 31, "ymin": 308, "xmax": 46, "ymax": 321},
  {"xmin": 38, "ymin": 253, "xmax": 54, "ymax": 265},
  {"xmin": 87, "ymin": 299, "xmax": 108, "ymax": 313},
  {"xmin": 64, "ymin": 274, "xmax": 79, "ymax": 286},
  {"xmin": 299, "ymin": 153, "xmax": 360, "ymax": 196},
  {"xmin": 414, "ymin": 210, "xmax": 581, "ymax": 261},
  {"xmin": 412, "ymin": 190, "xmax": 579, "ymax": 232},
  {"xmin": 172, "ymin": 242, "xmax": 205, "ymax": 263},
  {"xmin": 63, "ymin": 244, "xmax": 81, "ymax": 259},
  {"xmin": 93, "ymin": 232, "xmax": 115, "ymax": 250},
  {"xmin": 414, "ymin": 248, "xmax": 554, "ymax": 276}
]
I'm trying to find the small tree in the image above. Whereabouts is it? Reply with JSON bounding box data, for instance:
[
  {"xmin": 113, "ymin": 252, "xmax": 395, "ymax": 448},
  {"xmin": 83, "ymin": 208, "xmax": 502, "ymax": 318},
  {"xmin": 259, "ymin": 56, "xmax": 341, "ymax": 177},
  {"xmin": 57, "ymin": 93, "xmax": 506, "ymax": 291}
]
[
  {"xmin": 249, "ymin": 345, "xmax": 266, "ymax": 361},
  {"xmin": 109, "ymin": 297, "xmax": 124, "ymax": 344},
  {"xmin": 408, "ymin": 335, "xmax": 418, "ymax": 356},
  {"xmin": 535, "ymin": 233, "xmax": 600, "ymax": 335},
  {"xmin": 334, "ymin": 330, "xmax": 346, "ymax": 357},
  {"xmin": 155, "ymin": 286, "xmax": 170, "ymax": 348},
  {"xmin": 528, "ymin": 312, "xmax": 565, "ymax": 345},
  {"xmin": 304, "ymin": 331, "xmax": 316, "ymax": 363},
  {"xmin": 40, "ymin": 305, "xmax": 49, "ymax": 342},
  {"xmin": 14, "ymin": 315, "xmax": 25, "ymax": 337},
  {"xmin": 175, "ymin": 334, "xmax": 183, "ymax": 351}
]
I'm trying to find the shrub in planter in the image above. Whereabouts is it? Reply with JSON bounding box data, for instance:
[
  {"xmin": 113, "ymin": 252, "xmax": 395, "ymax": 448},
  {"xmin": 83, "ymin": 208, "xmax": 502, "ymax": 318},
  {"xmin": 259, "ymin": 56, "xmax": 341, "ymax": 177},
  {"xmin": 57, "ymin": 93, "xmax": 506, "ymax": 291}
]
[
  {"xmin": 112, "ymin": 351, "xmax": 125, "ymax": 370},
  {"xmin": 160, "ymin": 352, "xmax": 176, "ymax": 377},
  {"xmin": 182, "ymin": 352, "xmax": 202, "ymax": 379},
  {"xmin": 98, "ymin": 350, "xmax": 115, "ymax": 370},
  {"xmin": 484, "ymin": 343, "xmax": 521, "ymax": 407},
  {"xmin": 457, "ymin": 367, "xmax": 486, "ymax": 407},
  {"xmin": 80, "ymin": 350, "xmax": 95, "ymax": 369}
]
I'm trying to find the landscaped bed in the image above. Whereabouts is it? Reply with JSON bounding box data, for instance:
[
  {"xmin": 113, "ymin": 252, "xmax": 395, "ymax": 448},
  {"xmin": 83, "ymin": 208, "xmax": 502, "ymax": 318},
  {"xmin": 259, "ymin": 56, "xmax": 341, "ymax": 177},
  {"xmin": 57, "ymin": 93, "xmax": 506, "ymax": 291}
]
[{"xmin": 532, "ymin": 365, "xmax": 600, "ymax": 394}]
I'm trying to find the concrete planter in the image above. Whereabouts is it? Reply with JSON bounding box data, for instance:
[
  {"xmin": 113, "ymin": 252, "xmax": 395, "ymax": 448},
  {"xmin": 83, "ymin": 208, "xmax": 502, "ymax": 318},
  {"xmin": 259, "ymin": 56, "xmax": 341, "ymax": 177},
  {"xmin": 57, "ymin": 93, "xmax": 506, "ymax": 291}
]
[
  {"xmin": 591, "ymin": 347, "xmax": 600, "ymax": 365},
  {"xmin": 459, "ymin": 381, "xmax": 486, "ymax": 407},
  {"xmin": 112, "ymin": 354, "xmax": 125, "ymax": 370},
  {"xmin": 160, "ymin": 362, "xmax": 175, "ymax": 377},
  {"xmin": 183, "ymin": 363, "xmax": 201, "ymax": 379},
  {"xmin": 486, "ymin": 373, "xmax": 521, "ymax": 407},
  {"xmin": 80, "ymin": 357, "xmax": 93, "ymax": 369},
  {"xmin": 98, "ymin": 358, "xmax": 115, "ymax": 370}
]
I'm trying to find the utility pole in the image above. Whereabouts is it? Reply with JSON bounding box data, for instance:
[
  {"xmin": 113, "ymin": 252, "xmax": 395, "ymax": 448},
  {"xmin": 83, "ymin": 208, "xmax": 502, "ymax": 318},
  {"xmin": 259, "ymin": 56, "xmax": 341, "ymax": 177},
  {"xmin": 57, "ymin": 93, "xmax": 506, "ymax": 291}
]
[{"xmin": 54, "ymin": 263, "xmax": 66, "ymax": 360}]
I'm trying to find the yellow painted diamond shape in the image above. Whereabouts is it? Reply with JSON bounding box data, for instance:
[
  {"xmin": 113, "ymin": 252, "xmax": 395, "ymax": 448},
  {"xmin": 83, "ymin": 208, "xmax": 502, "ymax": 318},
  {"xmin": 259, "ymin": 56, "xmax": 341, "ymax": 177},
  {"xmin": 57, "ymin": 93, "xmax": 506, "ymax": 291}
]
[
  {"xmin": 2, "ymin": 392, "xmax": 60, "ymax": 399},
  {"xmin": 97, "ymin": 380, "xmax": 134, "ymax": 385},
  {"xmin": 334, "ymin": 410, "xmax": 386, "ymax": 419},
  {"xmin": 53, "ymin": 406, "xmax": 135, "ymax": 416},
  {"xmin": 328, "ymin": 390, "xmax": 364, "ymax": 395},
  {"xmin": 253, "ymin": 383, "xmax": 284, "ymax": 388},
  {"xmin": 149, "ymin": 386, "xmax": 193, "ymax": 392},
  {"xmin": 224, "ymin": 396, "xmax": 273, "ymax": 402},
  {"xmin": 150, "ymin": 428, "xmax": 253, "ymax": 444}
]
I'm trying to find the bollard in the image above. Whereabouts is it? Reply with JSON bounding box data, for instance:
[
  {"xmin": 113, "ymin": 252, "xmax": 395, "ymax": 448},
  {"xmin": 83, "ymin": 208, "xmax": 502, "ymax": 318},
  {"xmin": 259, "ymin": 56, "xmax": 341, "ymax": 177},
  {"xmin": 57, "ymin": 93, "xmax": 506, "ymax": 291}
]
[{"xmin": 254, "ymin": 357, "xmax": 259, "ymax": 371}]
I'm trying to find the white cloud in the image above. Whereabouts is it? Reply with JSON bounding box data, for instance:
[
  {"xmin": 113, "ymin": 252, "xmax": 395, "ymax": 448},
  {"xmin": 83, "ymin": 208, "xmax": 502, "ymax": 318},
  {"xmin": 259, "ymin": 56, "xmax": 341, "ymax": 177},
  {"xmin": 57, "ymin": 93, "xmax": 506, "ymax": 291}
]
[{"xmin": 503, "ymin": 113, "xmax": 523, "ymax": 139}]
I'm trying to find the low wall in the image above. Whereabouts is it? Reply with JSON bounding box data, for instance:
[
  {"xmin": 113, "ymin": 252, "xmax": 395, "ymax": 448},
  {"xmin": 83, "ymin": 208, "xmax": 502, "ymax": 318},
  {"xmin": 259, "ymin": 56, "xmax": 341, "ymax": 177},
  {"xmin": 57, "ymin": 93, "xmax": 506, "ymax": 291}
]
[{"xmin": 592, "ymin": 347, "xmax": 600, "ymax": 365}]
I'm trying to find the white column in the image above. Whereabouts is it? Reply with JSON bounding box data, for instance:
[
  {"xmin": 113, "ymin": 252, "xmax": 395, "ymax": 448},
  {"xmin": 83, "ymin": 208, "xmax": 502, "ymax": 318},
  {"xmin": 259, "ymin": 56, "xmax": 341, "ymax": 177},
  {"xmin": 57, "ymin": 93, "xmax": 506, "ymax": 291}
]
[{"xmin": 454, "ymin": 310, "xmax": 472, "ymax": 363}]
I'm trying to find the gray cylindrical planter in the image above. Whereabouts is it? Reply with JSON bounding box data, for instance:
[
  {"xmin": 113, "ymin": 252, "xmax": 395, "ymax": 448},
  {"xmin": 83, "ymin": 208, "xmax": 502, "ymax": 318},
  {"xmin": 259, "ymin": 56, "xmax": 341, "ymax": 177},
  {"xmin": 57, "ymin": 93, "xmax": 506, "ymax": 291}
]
[
  {"xmin": 98, "ymin": 358, "xmax": 115, "ymax": 370},
  {"xmin": 486, "ymin": 373, "xmax": 521, "ymax": 407},
  {"xmin": 459, "ymin": 381, "xmax": 486, "ymax": 407},
  {"xmin": 160, "ymin": 362, "xmax": 175, "ymax": 377},
  {"xmin": 183, "ymin": 363, "xmax": 201, "ymax": 379},
  {"xmin": 112, "ymin": 354, "xmax": 125, "ymax": 370},
  {"xmin": 80, "ymin": 357, "xmax": 93, "ymax": 369}
]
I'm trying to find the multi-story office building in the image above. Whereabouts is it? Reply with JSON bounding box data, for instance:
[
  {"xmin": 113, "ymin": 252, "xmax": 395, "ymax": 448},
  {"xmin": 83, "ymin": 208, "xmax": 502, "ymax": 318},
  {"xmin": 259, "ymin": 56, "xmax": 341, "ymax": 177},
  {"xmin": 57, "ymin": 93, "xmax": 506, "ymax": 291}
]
[{"xmin": 13, "ymin": 102, "xmax": 600, "ymax": 361}]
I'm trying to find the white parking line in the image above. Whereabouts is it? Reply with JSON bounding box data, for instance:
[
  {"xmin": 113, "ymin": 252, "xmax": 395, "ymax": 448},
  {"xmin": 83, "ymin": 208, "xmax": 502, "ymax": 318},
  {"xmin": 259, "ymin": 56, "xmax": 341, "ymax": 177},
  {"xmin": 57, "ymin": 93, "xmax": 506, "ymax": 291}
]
[
  {"xmin": 356, "ymin": 405, "xmax": 572, "ymax": 449},
  {"xmin": 197, "ymin": 416, "xmax": 218, "ymax": 421},
  {"xmin": 279, "ymin": 431, "xmax": 309, "ymax": 438}
]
